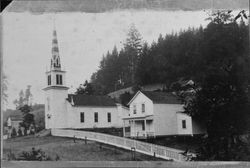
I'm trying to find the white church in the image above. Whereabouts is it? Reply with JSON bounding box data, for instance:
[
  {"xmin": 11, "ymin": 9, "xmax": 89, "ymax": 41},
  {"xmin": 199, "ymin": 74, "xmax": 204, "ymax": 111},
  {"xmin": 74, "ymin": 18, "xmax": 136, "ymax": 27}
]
[{"xmin": 43, "ymin": 29, "xmax": 129, "ymax": 129}]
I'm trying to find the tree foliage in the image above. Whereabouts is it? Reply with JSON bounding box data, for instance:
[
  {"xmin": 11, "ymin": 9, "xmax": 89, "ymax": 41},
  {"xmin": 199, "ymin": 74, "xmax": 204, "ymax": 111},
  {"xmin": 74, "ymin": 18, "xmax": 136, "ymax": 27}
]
[
  {"xmin": 88, "ymin": 11, "xmax": 248, "ymax": 97},
  {"xmin": 184, "ymin": 11, "xmax": 250, "ymax": 161},
  {"xmin": 90, "ymin": 24, "xmax": 143, "ymax": 94},
  {"xmin": 75, "ymin": 80, "xmax": 94, "ymax": 95},
  {"xmin": 14, "ymin": 85, "xmax": 35, "ymax": 130}
]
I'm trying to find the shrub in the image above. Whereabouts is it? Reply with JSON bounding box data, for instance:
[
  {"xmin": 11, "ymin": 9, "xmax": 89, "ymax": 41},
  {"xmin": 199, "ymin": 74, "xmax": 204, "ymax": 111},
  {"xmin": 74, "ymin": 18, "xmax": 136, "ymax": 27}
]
[
  {"xmin": 19, "ymin": 147, "xmax": 52, "ymax": 161},
  {"xmin": 18, "ymin": 128, "xmax": 22, "ymax": 137},
  {"xmin": 11, "ymin": 128, "xmax": 17, "ymax": 137}
]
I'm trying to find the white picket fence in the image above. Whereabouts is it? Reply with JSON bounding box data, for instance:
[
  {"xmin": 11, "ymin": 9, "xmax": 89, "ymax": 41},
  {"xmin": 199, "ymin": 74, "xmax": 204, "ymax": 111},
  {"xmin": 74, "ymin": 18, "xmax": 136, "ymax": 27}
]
[{"xmin": 51, "ymin": 129, "xmax": 188, "ymax": 161}]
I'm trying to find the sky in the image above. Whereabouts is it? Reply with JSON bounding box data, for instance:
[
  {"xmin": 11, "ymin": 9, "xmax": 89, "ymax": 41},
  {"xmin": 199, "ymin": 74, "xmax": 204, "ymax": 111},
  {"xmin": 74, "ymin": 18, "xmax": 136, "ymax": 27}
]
[{"xmin": 2, "ymin": 10, "xmax": 210, "ymax": 109}]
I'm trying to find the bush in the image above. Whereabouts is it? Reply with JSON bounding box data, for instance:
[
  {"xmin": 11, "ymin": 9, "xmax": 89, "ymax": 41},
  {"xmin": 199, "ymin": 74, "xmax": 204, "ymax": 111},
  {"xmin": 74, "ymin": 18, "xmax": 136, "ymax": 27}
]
[
  {"xmin": 11, "ymin": 128, "xmax": 17, "ymax": 137},
  {"xmin": 18, "ymin": 128, "xmax": 22, "ymax": 137},
  {"xmin": 19, "ymin": 147, "xmax": 52, "ymax": 161}
]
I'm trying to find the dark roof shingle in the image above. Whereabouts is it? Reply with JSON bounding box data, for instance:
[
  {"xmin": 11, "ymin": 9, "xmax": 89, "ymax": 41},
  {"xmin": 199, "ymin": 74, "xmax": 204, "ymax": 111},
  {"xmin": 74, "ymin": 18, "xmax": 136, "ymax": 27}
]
[
  {"xmin": 67, "ymin": 94, "xmax": 116, "ymax": 107},
  {"xmin": 141, "ymin": 91, "xmax": 183, "ymax": 104}
]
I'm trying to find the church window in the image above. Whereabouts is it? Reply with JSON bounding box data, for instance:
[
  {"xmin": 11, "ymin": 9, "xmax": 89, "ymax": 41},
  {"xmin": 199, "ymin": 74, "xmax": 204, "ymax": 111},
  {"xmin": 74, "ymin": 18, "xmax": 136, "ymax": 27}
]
[
  {"xmin": 107, "ymin": 113, "xmax": 111, "ymax": 122},
  {"xmin": 48, "ymin": 75, "xmax": 51, "ymax": 85},
  {"xmin": 56, "ymin": 74, "xmax": 63, "ymax": 85},
  {"xmin": 56, "ymin": 75, "xmax": 59, "ymax": 84},
  {"xmin": 94, "ymin": 112, "xmax": 98, "ymax": 122},
  {"xmin": 80, "ymin": 112, "xmax": 84, "ymax": 123},
  {"xmin": 60, "ymin": 75, "xmax": 62, "ymax": 84}
]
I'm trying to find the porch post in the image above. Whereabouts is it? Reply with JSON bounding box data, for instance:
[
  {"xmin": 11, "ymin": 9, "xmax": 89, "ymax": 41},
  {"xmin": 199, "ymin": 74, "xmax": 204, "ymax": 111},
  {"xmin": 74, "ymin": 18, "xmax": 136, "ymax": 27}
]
[
  {"xmin": 144, "ymin": 119, "xmax": 146, "ymax": 137},
  {"xmin": 123, "ymin": 120, "xmax": 125, "ymax": 137},
  {"xmin": 132, "ymin": 120, "xmax": 134, "ymax": 137}
]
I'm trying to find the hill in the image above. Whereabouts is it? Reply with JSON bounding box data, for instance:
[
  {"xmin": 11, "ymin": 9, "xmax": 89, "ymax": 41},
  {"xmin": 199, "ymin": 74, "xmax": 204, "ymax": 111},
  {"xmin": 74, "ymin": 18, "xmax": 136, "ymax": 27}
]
[{"xmin": 5, "ymin": 0, "xmax": 248, "ymax": 13}]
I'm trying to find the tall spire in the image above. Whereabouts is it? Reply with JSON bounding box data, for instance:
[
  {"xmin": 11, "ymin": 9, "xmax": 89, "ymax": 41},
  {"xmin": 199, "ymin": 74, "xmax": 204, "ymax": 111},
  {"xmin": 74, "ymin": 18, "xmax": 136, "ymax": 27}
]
[{"xmin": 51, "ymin": 17, "xmax": 61, "ymax": 70}]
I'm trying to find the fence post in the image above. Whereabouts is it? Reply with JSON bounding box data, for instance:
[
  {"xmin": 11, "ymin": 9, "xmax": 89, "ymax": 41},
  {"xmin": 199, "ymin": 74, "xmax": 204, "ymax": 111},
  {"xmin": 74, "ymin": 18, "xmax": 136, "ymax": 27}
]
[
  {"xmin": 131, "ymin": 147, "xmax": 136, "ymax": 161},
  {"xmin": 151, "ymin": 143, "xmax": 153, "ymax": 154}
]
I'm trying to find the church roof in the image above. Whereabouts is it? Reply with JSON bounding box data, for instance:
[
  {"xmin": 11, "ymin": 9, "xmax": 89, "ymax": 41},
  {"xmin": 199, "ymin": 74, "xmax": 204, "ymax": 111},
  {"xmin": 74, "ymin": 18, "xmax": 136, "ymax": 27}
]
[{"xmin": 67, "ymin": 94, "xmax": 116, "ymax": 107}]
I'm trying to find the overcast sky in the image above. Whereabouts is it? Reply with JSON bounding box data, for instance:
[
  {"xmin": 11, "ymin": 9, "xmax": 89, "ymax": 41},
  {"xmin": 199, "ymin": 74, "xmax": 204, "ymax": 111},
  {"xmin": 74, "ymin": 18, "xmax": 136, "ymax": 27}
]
[{"xmin": 3, "ymin": 10, "xmax": 210, "ymax": 109}]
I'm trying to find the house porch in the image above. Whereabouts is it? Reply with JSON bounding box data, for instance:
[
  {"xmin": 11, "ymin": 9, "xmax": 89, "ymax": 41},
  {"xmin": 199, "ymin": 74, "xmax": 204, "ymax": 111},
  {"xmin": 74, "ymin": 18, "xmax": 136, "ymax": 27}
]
[{"xmin": 123, "ymin": 115, "xmax": 155, "ymax": 139}]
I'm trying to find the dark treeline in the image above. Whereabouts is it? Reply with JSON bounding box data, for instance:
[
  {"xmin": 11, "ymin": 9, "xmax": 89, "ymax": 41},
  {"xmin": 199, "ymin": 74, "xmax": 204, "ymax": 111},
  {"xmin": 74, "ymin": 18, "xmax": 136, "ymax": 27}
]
[{"xmin": 84, "ymin": 12, "xmax": 249, "ymax": 96}]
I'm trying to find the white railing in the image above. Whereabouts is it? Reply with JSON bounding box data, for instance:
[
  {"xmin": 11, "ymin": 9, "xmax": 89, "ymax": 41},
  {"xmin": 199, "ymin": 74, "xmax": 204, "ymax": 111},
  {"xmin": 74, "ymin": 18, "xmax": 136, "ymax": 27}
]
[
  {"xmin": 128, "ymin": 131, "xmax": 155, "ymax": 138},
  {"xmin": 51, "ymin": 129, "xmax": 188, "ymax": 161}
]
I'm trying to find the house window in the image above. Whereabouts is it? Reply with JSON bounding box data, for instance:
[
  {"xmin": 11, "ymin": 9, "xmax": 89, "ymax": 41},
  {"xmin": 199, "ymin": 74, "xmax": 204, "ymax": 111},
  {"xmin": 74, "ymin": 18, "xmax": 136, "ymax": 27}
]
[
  {"xmin": 133, "ymin": 105, "xmax": 136, "ymax": 114},
  {"xmin": 107, "ymin": 113, "xmax": 111, "ymax": 122},
  {"xmin": 142, "ymin": 103, "xmax": 145, "ymax": 113},
  {"xmin": 94, "ymin": 112, "xmax": 98, "ymax": 123},
  {"xmin": 56, "ymin": 74, "xmax": 63, "ymax": 85},
  {"xmin": 48, "ymin": 75, "xmax": 51, "ymax": 85},
  {"xmin": 80, "ymin": 112, "xmax": 84, "ymax": 123},
  {"xmin": 182, "ymin": 120, "xmax": 186, "ymax": 129}
]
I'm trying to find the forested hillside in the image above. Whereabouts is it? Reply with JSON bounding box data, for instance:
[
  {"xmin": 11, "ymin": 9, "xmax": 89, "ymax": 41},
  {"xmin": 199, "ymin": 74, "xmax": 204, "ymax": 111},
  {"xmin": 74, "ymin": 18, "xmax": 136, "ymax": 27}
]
[{"xmin": 86, "ymin": 12, "xmax": 249, "ymax": 95}]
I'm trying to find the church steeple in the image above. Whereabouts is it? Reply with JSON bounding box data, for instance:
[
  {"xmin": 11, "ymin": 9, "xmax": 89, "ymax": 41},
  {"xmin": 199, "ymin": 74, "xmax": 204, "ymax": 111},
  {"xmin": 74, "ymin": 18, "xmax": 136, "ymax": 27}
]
[
  {"xmin": 51, "ymin": 29, "xmax": 61, "ymax": 70},
  {"xmin": 44, "ymin": 25, "xmax": 68, "ymax": 90},
  {"xmin": 43, "ymin": 25, "xmax": 69, "ymax": 129}
]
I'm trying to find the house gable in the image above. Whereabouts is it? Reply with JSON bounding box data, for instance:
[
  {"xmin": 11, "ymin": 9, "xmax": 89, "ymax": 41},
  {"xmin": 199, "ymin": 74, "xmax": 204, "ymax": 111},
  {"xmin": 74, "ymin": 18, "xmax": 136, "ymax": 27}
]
[{"xmin": 128, "ymin": 91, "xmax": 154, "ymax": 117}]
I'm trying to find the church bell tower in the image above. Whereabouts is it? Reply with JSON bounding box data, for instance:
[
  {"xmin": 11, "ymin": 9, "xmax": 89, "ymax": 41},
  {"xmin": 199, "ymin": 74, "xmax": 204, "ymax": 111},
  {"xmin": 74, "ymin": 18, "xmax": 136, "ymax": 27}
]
[{"xmin": 43, "ymin": 28, "xmax": 69, "ymax": 129}]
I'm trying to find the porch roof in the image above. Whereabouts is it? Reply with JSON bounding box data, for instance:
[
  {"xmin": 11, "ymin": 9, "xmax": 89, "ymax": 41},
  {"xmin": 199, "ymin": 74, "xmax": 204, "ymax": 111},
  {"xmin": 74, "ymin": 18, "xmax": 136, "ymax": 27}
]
[{"xmin": 123, "ymin": 115, "xmax": 153, "ymax": 121}]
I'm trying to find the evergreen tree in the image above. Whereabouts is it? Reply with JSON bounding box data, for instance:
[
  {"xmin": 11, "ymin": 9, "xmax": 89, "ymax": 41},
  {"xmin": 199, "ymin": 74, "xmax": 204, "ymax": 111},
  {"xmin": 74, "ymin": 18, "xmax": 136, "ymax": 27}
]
[
  {"xmin": 15, "ymin": 86, "xmax": 35, "ymax": 130},
  {"xmin": 124, "ymin": 24, "xmax": 143, "ymax": 84}
]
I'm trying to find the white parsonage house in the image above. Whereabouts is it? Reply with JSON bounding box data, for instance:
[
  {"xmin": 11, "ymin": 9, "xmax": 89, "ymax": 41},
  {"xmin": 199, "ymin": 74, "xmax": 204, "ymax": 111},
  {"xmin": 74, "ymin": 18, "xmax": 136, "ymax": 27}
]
[
  {"xmin": 43, "ymin": 29, "xmax": 129, "ymax": 129},
  {"xmin": 123, "ymin": 91, "xmax": 206, "ymax": 138}
]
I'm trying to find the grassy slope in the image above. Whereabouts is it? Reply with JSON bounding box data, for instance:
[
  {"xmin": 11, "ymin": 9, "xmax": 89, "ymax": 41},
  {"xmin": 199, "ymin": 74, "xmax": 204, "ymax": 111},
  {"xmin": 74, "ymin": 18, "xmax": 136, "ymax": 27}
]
[{"xmin": 3, "ymin": 135, "xmax": 165, "ymax": 161}]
